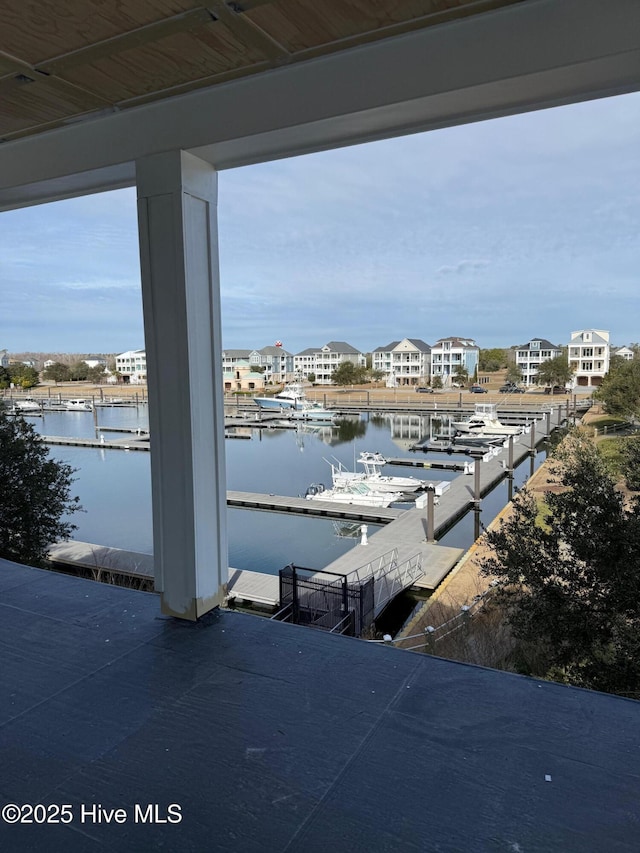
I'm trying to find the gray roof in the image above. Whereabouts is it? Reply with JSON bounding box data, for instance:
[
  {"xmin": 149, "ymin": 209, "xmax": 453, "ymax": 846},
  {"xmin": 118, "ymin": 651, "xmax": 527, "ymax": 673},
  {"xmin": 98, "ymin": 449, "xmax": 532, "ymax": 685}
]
[
  {"xmin": 222, "ymin": 349, "xmax": 251, "ymax": 358},
  {"xmin": 515, "ymin": 339, "xmax": 561, "ymax": 351},
  {"xmin": 374, "ymin": 339, "xmax": 431, "ymax": 353},
  {"xmin": 295, "ymin": 347, "xmax": 319, "ymax": 356},
  {"xmin": 322, "ymin": 341, "xmax": 361, "ymax": 354},
  {"xmin": 258, "ymin": 346, "xmax": 292, "ymax": 356},
  {"xmin": 372, "ymin": 342, "xmax": 401, "ymax": 353},
  {"xmin": 405, "ymin": 338, "xmax": 431, "ymax": 352},
  {"xmin": 434, "ymin": 337, "xmax": 478, "ymax": 348}
]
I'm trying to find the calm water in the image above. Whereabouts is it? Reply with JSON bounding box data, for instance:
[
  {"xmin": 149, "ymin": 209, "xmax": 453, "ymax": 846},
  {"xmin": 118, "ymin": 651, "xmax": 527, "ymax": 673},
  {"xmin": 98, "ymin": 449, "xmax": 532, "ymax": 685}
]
[{"xmin": 28, "ymin": 407, "xmax": 545, "ymax": 574}]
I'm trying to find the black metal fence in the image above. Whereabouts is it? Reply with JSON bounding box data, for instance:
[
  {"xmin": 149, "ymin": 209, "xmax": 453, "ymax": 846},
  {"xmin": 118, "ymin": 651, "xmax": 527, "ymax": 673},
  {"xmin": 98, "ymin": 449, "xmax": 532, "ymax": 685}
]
[{"xmin": 278, "ymin": 564, "xmax": 374, "ymax": 637}]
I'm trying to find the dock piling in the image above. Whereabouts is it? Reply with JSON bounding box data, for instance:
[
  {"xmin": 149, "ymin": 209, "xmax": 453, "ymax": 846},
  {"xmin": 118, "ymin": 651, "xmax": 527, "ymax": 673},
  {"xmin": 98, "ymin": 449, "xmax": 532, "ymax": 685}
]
[{"xmin": 426, "ymin": 487, "xmax": 436, "ymax": 543}]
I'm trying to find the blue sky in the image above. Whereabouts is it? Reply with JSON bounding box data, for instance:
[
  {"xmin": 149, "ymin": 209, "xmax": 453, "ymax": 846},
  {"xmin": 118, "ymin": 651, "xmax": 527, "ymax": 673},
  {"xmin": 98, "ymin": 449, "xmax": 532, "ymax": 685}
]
[{"xmin": 1, "ymin": 91, "xmax": 639, "ymax": 356}]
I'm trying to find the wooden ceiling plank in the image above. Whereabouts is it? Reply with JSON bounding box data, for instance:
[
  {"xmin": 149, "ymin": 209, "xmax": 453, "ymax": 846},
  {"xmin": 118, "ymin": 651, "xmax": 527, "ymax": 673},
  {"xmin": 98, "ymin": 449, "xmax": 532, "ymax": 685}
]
[
  {"xmin": 0, "ymin": 49, "xmax": 45, "ymax": 79},
  {"xmin": 227, "ymin": 0, "xmax": 279, "ymax": 12},
  {"xmin": 287, "ymin": 0, "xmax": 527, "ymax": 59},
  {"xmin": 117, "ymin": 59, "xmax": 274, "ymax": 109},
  {"xmin": 36, "ymin": 7, "xmax": 216, "ymax": 75},
  {"xmin": 210, "ymin": 2, "xmax": 290, "ymax": 61}
]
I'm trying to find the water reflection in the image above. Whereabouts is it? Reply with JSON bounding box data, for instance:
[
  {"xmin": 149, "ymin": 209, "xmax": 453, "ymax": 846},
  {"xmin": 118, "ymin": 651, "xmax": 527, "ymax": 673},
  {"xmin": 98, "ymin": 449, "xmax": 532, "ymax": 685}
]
[{"xmin": 24, "ymin": 408, "xmax": 546, "ymax": 574}]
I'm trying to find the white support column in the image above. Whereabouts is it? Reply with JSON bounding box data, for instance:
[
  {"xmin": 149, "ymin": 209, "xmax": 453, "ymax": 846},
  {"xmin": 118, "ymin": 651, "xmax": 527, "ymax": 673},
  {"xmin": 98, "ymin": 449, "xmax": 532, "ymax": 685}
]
[{"xmin": 136, "ymin": 150, "xmax": 227, "ymax": 620}]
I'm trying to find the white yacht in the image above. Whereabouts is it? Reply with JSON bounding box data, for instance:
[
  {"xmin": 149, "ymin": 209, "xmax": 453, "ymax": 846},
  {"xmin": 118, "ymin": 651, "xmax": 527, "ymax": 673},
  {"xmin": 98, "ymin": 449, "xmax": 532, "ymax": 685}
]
[
  {"xmin": 305, "ymin": 481, "xmax": 402, "ymax": 508},
  {"xmin": 452, "ymin": 403, "xmax": 523, "ymax": 436},
  {"xmin": 65, "ymin": 399, "xmax": 93, "ymax": 411},
  {"xmin": 253, "ymin": 383, "xmax": 335, "ymax": 421},
  {"xmin": 12, "ymin": 398, "xmax": 42, "ymax": 412},
  {"xmin": 328, "ymin": 451, "xmax": 425, "ymax": 493}
]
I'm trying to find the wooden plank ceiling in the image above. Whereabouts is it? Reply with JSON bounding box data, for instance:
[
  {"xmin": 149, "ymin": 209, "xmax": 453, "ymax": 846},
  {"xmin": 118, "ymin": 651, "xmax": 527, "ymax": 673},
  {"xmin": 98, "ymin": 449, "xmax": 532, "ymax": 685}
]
[{"xmin": 0, "ymin": 0, "xmax": 526, "ymax": 141}]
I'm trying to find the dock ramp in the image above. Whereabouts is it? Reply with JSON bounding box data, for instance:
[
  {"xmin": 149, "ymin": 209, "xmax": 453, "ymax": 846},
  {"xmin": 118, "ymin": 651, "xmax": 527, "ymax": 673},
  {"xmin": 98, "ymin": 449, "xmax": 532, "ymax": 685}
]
[{"xmin": 273, "ymin": 549, "xmax": 422, "ymax": 637}]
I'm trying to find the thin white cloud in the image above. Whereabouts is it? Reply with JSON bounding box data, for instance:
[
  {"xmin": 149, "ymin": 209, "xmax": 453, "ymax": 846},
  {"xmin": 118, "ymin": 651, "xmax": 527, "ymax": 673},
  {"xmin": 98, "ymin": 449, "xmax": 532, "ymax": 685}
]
[{"xmin": 436, "ymin": 259, "xmax": 490, "ymax": 276}]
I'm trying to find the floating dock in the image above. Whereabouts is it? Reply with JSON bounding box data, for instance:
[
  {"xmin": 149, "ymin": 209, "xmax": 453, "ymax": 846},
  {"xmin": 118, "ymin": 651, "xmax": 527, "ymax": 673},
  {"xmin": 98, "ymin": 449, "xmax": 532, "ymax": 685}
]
[
  {"xmin": 227, "ymin": 491, "xmax": 404, "ymax": 524},
  {"xmin": 45, "ymin": 409, "xmax": 562, "ymax": 612}
]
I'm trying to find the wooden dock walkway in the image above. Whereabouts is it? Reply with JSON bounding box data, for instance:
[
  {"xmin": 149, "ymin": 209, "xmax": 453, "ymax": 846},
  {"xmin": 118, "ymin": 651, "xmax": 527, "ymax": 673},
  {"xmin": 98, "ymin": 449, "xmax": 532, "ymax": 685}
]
[
  {"xmin": 45, "ymin": 409, "xmax": 561, "ymax": 611},
  {"xmin": 41, "ymin": 434, "xmax": 150, "ymax": 451},
  {"xmin": 227, "ymin": 491, "xmax": 404, "ymax": 523},
  {"xmin": 47, "ymin": 541, "xmax": 280, "ymax": 606}
]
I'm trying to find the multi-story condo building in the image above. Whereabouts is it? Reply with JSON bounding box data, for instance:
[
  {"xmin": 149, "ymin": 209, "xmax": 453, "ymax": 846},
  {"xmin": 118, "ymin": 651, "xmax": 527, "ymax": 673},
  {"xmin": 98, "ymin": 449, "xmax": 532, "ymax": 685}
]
[
  {"xmin": 372, "ymin": 339, "xmax": 431, "ymax": 387},
  {"xmin": 249, "ymin": 345, "xmax": 294, "ymax": 383},
  {"xmin": 115, "ymin": 349, "xmax": 147, "ymax": 384},
  {"xmin": 430, "ymin": 337, "xmax": 479, "ymax": 386},
  {"xmin": 222, "ymin": 349, "xmax": 252, "ymax": 372},
  {"xmin": 512, "ymin": 338, "xmax": 563, "ymax": 386},
  {"xmin": 294, "ymin": 341, "xmax": 365, "ymax": 385},
  {"xmin": 567, "ymin": 330, "xmax": 610, "ymax": 387}
]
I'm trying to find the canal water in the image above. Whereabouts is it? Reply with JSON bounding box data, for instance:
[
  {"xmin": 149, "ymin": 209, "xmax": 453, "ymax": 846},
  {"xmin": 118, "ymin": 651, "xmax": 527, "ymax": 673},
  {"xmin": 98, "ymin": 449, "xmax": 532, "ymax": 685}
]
[{"xmin": 28, "ymin": 406, "xmax": 546, "ymax": 575}]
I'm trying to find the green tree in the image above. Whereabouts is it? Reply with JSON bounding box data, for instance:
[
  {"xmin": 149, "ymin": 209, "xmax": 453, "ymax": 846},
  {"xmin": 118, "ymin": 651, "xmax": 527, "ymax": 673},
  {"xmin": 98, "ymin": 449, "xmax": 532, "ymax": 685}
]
[
  {"xmin": 0, "ymin": 409, "xmax": 81, "ymax": 567},
  {"xmin": 595, "ymin": 357, "xmax": 640, "ymax": 420},
  {"xmin": 307, "ymin": 372, "xmax": 316, "ymax": 384},
  {"xmin": 331, "ymin": 361, "xmax": 367, "ymax": 386},
  {"xmin": 69, "ymin": 361, "xmax": 89, "ymax": 381},
  {"xmin": 622, "ymin": 437, "xmax": 640, "ymax": 490},
  {"xmin": 8, "ymin": 364, "xmax": 39, "ymax": 389},
  {"xmin": 42, "ymin": 362, "xmax": 70, "ymax": 384},
  {"xmin": 452, "ymin": 365, "xmax": 469, "ymax": 386},
  {"xmin": 431, "ymin": 376, "xmax": 443, "ymax": 389},
  {"xmin": 479, "ymin": 348, "xmax": 507, "ymax": 372},
  {"xmin": 86, "ymin": 364, "xmax": 106, "ymax": 383},
  {"xmin": 482, "ymin": 431, "xmax": 640, "ymax": 696},
  {"xmin": 535, "ymin": 353, "xmax": 572, "ymax": 388},
  {"xmin": 505, "ymin": 363, "xmax": 523, "ymax": 384},
  {"xmin": 0, "ymin": 366, "xmax": 10, "ymax": 389}
]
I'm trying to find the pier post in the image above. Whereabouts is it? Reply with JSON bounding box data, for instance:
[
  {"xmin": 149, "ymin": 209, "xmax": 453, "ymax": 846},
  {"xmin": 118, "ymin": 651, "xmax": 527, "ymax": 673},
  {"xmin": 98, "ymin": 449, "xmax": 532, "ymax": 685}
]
[
  {"xmin": 426, "ymin": 487, "xmax": 436, "ymax": 543},
  {"xmin": 530, "ymin": 420, "xmax": 536, "ymax": 453},
  {"xmin": 424, "ymin": 626, "xmax": 435, "ymax": 653},
  {"xmin": 473, "ymin": 453, "xmax": 481, "ymax": 504},
  {"xmin": 137, "ymin": 150, "xmax": 228, "ymax": 620},
  {"xmin": 545, "ymin": 410, "xmax": 551, "ymax": 436},
  {"xmin": 508, "ymin": 435, "xmax": 514, "ymax": 473}
]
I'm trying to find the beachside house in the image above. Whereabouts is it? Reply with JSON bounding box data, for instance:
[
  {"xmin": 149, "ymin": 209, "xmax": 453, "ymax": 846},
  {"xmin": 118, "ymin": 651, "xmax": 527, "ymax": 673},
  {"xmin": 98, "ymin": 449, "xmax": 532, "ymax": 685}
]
[
  {"xmin": 223, "ymin": 360, "xmax": 265, "ymax": 393},
  {"xmin": 430, "ymin": 337, "xmax": 479, "ymax": 386},
  {"xmin": 512, "ymin": 338, "xmax": 564, "ymax": 386},
  {"xmin": 249, "ymin": 345, "xmax": 294, "ymax": 383},
  {"xmin": 115, "ymin": 349, "xmax": 147, "ymax": 384},
  {"xmin": 568, "ymin": 330, "xmax": 610, "ymax": 387},
  {"xmin": 372, "ymin": 338, "xmax": 431, "ymax": 386},
  {"xmin": 294, "ymin": 341, "xmax": 366, "ymax": 385}
]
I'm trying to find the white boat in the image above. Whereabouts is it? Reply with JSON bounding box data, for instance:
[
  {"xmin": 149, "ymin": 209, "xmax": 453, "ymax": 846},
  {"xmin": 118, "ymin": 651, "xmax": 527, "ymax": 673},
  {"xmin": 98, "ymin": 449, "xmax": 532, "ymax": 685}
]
[
  {"xmin": 12, "ymin": 398, "xmax": 41, "ymax": 412},
  {"xmin": 253, "ymin": 383, "xmax": 335, "ymax": 421},
  {"xmin": 305, "ymin": 481, "xmax": 402, "ymax": 508},
  {"xmin": 452, "ymin": 403, "xmax": 523, "ymax": 436},
  {"xmin": 328, "ymin": 451, "xmax": 426, "ymax": 493},
  {"xmin": 65, "ymin": 398, "xmax": 93, "ymax": 411}
]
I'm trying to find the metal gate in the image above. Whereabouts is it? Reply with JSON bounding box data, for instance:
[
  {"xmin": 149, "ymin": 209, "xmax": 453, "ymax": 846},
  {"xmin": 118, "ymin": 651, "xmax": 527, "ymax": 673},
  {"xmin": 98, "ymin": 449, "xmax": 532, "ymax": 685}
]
[{"xmin": 278, "ymin": 564, "xmax": 374, "ymax": 637}]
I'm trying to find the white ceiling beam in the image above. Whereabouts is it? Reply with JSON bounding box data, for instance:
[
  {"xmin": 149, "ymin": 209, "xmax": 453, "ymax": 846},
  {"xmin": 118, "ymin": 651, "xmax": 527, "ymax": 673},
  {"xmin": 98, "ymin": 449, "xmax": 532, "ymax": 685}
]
[{"xmin": 0, "ymin": 0, "xmax": 639, "ymax": 210}]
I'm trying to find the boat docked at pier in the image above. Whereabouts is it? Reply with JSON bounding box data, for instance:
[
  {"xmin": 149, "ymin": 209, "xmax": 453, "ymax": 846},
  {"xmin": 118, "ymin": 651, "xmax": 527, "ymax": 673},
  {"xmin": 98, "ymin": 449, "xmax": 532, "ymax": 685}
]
[
  {"xmin": 253, "ymin": 383, "xmax": 336, "ymax": 421},
  {"xmin": 65, "ymin": 399, "xmax": 93, "ymax": 411},
  {"xmin": 305, "ymin": 481, "xmax": 402, "ymax": 508},
  {"xmin": 328, "ymin": 451, "xmax": 426, "ymax": 493},
  {"xmin": 452, "ymin": 403, "xmax": 523, "ymax": 436},
  {"xmin": 12, "ymin": 398, "xmax": 42, "ymax": 413}
]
